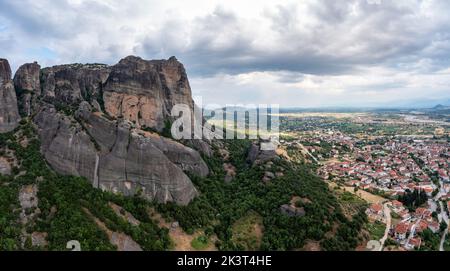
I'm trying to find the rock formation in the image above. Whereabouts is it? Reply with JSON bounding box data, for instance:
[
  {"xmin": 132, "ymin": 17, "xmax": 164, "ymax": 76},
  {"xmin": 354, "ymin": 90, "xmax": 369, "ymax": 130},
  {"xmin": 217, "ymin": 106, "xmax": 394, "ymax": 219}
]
[
  {"xmin": 0, "ymin": 59, "xmax": 21, "ymax": 132},
  {"xmin": 14, "ymin": 62, "xmax": 41, "ymax": 116},
  {"xmin": 103, "ymin": 56, "xmax": 194, "ymax": 131},
  {"xmin": 40, "ymin": 63, "xmax": 110, "ymax": 106},
  {"xmin": 246, "ymin": 142, "xmax": 278, "ymax": 165},
  {"xmin": 0, "ymin": 56, "xmax": 210, "ymax": 205}
]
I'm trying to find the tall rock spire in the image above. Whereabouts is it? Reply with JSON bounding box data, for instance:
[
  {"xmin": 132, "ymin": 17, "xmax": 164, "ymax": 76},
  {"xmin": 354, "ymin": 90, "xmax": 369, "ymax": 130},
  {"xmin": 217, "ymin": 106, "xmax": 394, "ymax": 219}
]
[
  {"xmin": 14, "ymin": 62, "xmax": 41, "ymax": 117},
  {"xmin": 0, "ymin": 58, "xmax": 20, "ymax": 133}
]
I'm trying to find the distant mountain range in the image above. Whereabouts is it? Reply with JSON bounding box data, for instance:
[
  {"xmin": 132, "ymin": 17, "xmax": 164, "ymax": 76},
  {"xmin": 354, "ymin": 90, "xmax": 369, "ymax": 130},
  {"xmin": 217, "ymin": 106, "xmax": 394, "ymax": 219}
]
[
  {"xmin": 433, "ymin": 104, "xmax": 450, "ymax": 110},
  {"xmin": 277, "ymin": 103, "xmax": 450, "ymax": 113}
]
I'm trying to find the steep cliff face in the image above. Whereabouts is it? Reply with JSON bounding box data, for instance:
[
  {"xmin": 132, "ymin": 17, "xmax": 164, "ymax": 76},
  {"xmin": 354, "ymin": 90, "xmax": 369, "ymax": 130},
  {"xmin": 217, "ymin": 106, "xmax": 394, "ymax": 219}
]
[
  {"xmin": 40, "ymin": 63, "xmax": 110, "ymax": 106},
  {"xmin": 33, "ymin": 102, "xmax": 202, "ymax": 205},
  {"xmin": 0, "ymin": 59, "xmax": 21, "ymax": 132},
  {"xmin": 0, "ymin": 56, "xmax": 210, "ymax": 205},
  {"xmin": 14, "ymin": 62, "xmax": 41, "ymax": 116},
  {"xmin": 103, "ymin": 56, "xmax": 195, "ymax": 131},
  {"xmin": 33, "ymin": 104, "xmax": 99, "ymax": 182}
]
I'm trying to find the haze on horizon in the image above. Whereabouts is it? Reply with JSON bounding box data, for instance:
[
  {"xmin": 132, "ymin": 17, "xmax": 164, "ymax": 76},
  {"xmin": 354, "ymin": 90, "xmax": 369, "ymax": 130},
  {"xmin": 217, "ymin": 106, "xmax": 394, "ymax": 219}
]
[{"xmin": 1, "ymin": 0, "xmax": 450, "ymax": 108}]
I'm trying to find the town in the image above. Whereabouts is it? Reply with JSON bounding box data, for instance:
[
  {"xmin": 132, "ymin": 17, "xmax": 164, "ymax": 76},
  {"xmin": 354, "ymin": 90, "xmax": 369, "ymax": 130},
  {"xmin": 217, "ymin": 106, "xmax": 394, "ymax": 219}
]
[{"xmin": 280, "ymin": 111, "xmax": 450, "ymax": 251}]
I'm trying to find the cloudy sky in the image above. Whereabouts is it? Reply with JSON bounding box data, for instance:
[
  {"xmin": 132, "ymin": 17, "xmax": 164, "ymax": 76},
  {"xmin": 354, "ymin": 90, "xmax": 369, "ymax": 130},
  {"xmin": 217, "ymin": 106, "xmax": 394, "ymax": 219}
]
[{"xmin": 1, "ymin": 0, "xmax": 450, "ymax": 108}]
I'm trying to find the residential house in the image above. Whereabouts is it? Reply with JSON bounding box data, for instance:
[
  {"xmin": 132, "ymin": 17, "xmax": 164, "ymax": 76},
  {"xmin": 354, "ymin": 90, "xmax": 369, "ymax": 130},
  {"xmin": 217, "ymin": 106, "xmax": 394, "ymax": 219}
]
[
  {"xmin": 391, "ymin": 200, "xmax": 405, "ymax": 213},
  {"xmin": 405, "ymin": 238, "xmax": 422, "ymax": 250},
  {"xmin": 428, "ymin": 221, "xmax": 440, "ymax": 234},
  {"xmin": 395, "ymin": 222, "xmax": 409, "ymax": 240},
  {"xmin": 366, "ymin": 203, "xmax": 385, "ymax": 222}
]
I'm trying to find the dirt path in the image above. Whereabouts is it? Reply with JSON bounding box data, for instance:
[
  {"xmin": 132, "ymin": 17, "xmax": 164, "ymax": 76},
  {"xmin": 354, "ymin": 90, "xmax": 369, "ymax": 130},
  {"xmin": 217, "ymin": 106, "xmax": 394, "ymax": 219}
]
[{"xmin": 379, "ymin": 203, "xmax": 392, "ymax": 251}]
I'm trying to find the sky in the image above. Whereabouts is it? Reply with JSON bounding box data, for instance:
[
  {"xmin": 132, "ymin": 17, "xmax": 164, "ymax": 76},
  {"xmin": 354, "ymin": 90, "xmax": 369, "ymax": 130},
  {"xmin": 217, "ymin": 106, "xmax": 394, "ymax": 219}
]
[{"xmin": 1, "ymin": 0, "xmax": 450, "ymax": 108}]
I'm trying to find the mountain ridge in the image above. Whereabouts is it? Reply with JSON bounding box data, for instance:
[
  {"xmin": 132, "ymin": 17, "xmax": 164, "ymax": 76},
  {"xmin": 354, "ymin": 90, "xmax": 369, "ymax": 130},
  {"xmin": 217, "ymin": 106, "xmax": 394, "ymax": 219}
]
[{"xmin": 0, "ymin": 56, "xmax": 210, "ymax": 205}]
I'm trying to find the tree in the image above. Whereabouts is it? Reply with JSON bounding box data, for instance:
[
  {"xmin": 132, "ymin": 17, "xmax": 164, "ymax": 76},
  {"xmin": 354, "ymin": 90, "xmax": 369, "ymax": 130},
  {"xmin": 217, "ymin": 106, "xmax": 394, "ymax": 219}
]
[
  {"xmin": 432, "ymin": 189, "xmax": 439, "ymax": 198},
  {"xmin": 440, "ymin": 221, "xmax": 448, "ymax": 233}
]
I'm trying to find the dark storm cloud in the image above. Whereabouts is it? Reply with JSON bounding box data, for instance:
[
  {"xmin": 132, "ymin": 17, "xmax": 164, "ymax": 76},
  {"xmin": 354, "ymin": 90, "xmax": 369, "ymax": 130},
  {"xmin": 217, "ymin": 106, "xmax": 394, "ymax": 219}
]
[
  {"xmin": 1, "ymin": 0, "xmax": 450, "ymax": 76},
  {"xmin": 135, "ymin": 1, "xmax": 450, "ymax": 77},
  {"xmin": 136, "ymin": 6, "xmax": 357, "ymax": 76}
]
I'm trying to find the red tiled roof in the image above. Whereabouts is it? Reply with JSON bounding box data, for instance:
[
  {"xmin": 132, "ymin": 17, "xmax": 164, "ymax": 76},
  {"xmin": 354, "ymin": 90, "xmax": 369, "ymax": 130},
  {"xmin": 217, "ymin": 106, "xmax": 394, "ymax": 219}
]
[
  {"xmin": 416, "ymin": 208, "xmax": 427, "ymax": 216},
  {"xmin": 417, "ymin": 220, "xmax": 428, "ymax": 232},
  {"xmin": 395, "ymin": 223, "xmax": 409, "ymax": 234},
  {"xmin": 399, "ymin": 210, "xmax": 410, "ymax": 218},
  {"xmin": 370, "ymin": 203, "xmax": 383, "ymax": 213},
  {"xmin": 428, "ymin": 221, "xmax": 440, "ymax": 230},
  {"xmin": 408, "ymin": 238, "xmax": 422, "ymax": 248}
]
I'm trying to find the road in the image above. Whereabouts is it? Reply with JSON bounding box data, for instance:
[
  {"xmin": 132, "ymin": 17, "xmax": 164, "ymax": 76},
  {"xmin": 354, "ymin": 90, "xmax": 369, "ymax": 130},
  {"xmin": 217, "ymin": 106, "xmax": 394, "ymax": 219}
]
[
  {"xmin": 296, "ymin": 142, "xmax": 320, "ymax": 164},
  {"xmin": 379, "ymin": 203, "xmax": 392, "ymax": 251},
  {"xmin": 435, "ymin": 181, "xmax": 449, "ymax": 224},
  {"xmin": 440, "ymin": 232, "xmax": 448, "ymax": 251},
  {"xmin": 406, "ymin": 219, "xmax": 421, "ymax": 247},
  {"xmin": 439, "ymin": 204, "xmax": 448, "ymax": 251},
  {"xmin": 434, "ymin": 179, "xmax": 449, "ymax": 251},
  {"xmin": 438, "ymin": 201, "xmax": 449, "ymax": 251}
]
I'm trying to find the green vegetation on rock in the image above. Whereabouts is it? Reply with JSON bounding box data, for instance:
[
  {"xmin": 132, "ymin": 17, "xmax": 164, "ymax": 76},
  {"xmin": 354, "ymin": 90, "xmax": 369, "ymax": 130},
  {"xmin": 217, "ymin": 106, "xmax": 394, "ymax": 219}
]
[{"xmin": 0, "ymin": 121, "xmax": 170, "ymax": 251}]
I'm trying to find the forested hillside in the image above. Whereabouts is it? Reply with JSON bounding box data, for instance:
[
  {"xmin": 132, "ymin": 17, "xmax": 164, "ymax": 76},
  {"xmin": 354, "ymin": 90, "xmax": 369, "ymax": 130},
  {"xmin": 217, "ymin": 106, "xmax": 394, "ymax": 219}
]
[
  {"xmin": 157, "ymin": 139, "xmax": 369, "ymax": 251},
  {"xmin": 0, "ymin": 120, "xmax": 368, "ymax": 251},
  {"xmin": 0, "ymin": 121, "xmax": 170, "ymax": 251}
]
